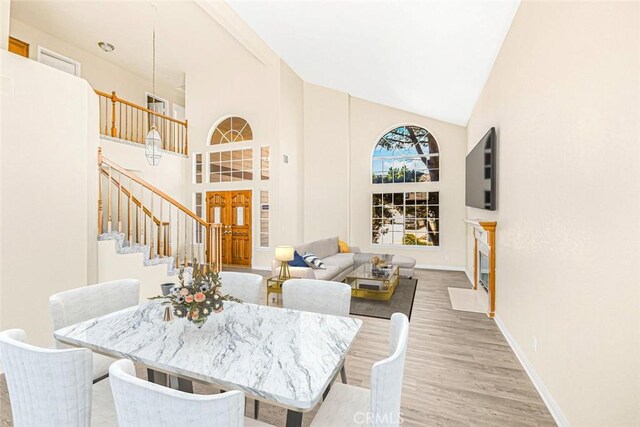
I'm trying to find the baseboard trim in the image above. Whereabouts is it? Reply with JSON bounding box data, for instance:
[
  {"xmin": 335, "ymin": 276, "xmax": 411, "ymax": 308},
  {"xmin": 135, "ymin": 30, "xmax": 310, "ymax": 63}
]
[
  {"xmin": 494, "ymin": 315, "xmax": 569, "ymax": 427},
  {"xmin": 414, "ymin": 264, "xmax": 465, "ymax": 272}
]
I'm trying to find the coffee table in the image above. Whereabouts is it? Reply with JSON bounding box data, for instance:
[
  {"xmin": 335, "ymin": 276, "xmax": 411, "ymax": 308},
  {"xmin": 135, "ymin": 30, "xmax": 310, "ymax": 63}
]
[{"xmin": 345, "ymin": 264, "xmax": 400, "ymax": 301}]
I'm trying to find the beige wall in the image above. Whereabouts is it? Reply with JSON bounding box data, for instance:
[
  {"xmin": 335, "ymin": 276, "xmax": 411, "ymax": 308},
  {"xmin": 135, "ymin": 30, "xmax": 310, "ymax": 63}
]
[
  {"xmin": 349, "ymin": 97, "xmax": 467, "ymax": 268},
  {"xmin": 1, "ymin": 51, "xmax": 99, "ymax": 346},
  {"xmin": 100, "ymin": 137, "xmax": 187, "ymax": 206},
  {"xmin": 466, "ymin": 1, "xmax": 640, "ymax": 424},
  {"xmin": 302, "ymin": 83, "xmax": 467, "ymax": 268},
  {"xmin": 278, "ymin": 61, "xmax": 305, "ymax": 245},
  {"xmin": 185, "ymin": 27, "xmax": 282, "ymax": 269},
  {"xmin": 9, "ymin": 19, "xmax": 184, "ymax": 109},
  {"xmin": 303, "ymin": 83, "xmax": 350, "ymax": 243}
]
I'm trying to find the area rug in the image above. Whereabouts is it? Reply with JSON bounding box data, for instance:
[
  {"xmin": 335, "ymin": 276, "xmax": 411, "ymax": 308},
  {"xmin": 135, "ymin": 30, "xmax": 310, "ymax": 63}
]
[
  {"xmin": 447, "ymin": 287, "xmax": 487, "ymax": 313},
  {"xmin": 349, "ymin": 278, "xmax": 417, "ymax": 320}
]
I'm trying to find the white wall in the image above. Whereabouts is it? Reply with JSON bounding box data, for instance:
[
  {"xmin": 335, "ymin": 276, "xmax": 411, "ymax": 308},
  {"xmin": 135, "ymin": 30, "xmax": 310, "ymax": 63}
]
[
  {"xmin": 302, "ymin": 83, "xmax": 467, "ymax": 268},
  {"xmin": 278, "ymin": 61, "xmax": 305, "ymax": 245},
  {"xmin": 8, "ymin": 19, "xmax": 184, "ymax": 109},
  {"xmin": 303, "ymin": 83, "xmax": 350, "ymax": 243},
  {"xmin": 1, "ymin": 50, "xmax": 99, "ymax": 346},
  {"xmin": 466, "ymin": 1, "xmax": 640, "ymax": 424},
  {"xmin": 100, "ymin": 136, "xmax": 187, "ymax": 206},
  {"xmin": 98, "ymin": 239, "xmax": 174, "ymax": 301},
  {"xmin": 1, "ymin": 0, "xmax": 9, "ymax": 50}
]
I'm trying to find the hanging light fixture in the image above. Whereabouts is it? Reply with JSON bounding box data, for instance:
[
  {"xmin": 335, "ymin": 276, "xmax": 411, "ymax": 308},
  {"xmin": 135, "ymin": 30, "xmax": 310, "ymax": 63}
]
[{"xmin": 145, "ymin": 3, "xmax": 162, "ymax": 166}]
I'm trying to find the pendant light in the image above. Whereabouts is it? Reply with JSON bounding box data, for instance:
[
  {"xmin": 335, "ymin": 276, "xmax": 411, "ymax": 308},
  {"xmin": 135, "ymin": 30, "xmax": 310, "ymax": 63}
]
[{"xmin": 145, "ymin": 3, "xmax": 162, "ymax": 166}]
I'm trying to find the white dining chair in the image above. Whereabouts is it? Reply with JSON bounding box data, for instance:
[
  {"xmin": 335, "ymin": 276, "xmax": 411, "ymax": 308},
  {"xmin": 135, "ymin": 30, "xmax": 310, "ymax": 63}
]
[
  {"xmin": 282, "ymin": 278, "xmax": 352, "ymax": 384},
  {"xmin": 310, "ymin": 312, "xmax": 410, "ymax": 427},
  {"xmin": 109, "ymin": 359, "xmax": 273, "ymax": 427},
  {"xmin": 0, "ymin": 329, "xmax": 116, "ymax": 427},
  {"xmin": 219, "ymin": 271, "xmax": 263, "ymax": 304},
  {"xmin": 282, "ymin": 278, "xmax": 351, "ymax": 317},
  {"xmin": 49, "ymin": 278, "xmax": 140, "ymax": 381}
]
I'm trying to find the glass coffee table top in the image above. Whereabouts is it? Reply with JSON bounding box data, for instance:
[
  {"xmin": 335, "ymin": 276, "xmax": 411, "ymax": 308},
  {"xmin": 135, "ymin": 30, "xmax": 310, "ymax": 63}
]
[{"xmin": 346, "ymin": 263, "xmax": 399, "ymax": 281}]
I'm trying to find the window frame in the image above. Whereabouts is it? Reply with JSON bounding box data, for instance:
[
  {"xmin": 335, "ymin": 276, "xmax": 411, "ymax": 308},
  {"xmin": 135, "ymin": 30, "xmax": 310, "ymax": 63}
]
[
  {"xmin": 370, "ymin": 124, "xmax": 440, "ymax": 185},
  {"xmin": 369, "ymin": 124, "xmax": 442, "ymax": 250}
]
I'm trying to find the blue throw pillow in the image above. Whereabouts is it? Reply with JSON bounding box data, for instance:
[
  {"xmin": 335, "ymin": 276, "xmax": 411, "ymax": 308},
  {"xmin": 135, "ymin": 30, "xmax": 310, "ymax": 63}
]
[{"xmin": 288, "ymin": 251, "xmax": 308, "ymax": 267}]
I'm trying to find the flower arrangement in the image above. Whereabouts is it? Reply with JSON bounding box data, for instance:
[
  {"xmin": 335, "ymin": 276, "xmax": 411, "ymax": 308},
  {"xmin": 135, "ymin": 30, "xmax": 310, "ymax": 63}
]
[{"xmin": 150, "ymin": 261, "xmax": 242, "ymax": 328}]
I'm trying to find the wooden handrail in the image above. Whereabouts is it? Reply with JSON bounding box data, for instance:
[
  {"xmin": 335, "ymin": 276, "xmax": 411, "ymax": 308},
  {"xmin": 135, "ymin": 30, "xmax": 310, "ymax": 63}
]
[
  {"xmin": 101, "ymin": 168, "xmax": 168, "ymax": 227},
  {"xmin": 94, "ymin": 89, "xmax": 187, "ymax": 127},
  {"xmin": 100, "ymin": 154, "xmax": 207, "ymax": 227},
  {"xmin": 95, "ymin": 89, "xmax": 188, "ymax": 156}
]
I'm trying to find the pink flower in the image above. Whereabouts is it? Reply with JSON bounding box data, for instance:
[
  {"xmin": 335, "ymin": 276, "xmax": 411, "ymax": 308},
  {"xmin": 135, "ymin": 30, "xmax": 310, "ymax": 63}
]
[
  {"xmin": 194, "ymin": 292, "xmax": 206, "ymax": 303},
  {"xmin": 185, "ymin": 295, "xmax": 194, "ymax": 303},
  {"xmin": 191, "ymin": 309, "xmax": 199, "ymax": 319},
  {"xmin": 180, "ymin": 288, "xmax": 189, "ymax": 296}
]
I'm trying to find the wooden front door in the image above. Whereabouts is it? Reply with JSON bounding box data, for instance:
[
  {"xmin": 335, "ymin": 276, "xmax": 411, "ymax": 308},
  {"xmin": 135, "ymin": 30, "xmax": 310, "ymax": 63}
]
[{"xmin": 206, "ymin": 190, "xmax": 252, "ymax": 267}]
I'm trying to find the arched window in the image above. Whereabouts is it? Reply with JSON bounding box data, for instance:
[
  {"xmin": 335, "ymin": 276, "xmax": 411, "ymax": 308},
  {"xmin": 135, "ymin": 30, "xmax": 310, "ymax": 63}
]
[
  {"xmin": 371, "ymin": 125, "xmax": 440, "ymax": 247},
  {"xmin": 372, "ymin": 125, "xmax": 439, "ymax": 183},
  {"xmin": 210, "ymin": 116, "xmax": 253, "ymax": 145}
]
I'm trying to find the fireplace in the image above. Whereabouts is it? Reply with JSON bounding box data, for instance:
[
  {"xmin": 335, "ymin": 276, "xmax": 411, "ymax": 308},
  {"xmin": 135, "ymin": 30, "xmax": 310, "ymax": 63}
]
[
  {"xmin": 465, "ymin": 219, "xmax": 497, "ymax": 317},
  {"xmin": 479, "ymin": 252, "xmax": 489, "ymax": 293}
]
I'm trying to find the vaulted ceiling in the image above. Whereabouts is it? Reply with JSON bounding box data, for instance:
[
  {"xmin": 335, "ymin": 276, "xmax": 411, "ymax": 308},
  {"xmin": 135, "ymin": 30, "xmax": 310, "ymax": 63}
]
[{"xmin": 227, "ymin": 0, "xmax": 520, "ymax": 126}]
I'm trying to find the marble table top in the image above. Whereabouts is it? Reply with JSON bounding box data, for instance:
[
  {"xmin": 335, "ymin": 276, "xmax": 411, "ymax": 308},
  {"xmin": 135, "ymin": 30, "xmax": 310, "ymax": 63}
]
[{"xmin": 54, "ymin": 301, "xmax": 362, "ymax": 411}]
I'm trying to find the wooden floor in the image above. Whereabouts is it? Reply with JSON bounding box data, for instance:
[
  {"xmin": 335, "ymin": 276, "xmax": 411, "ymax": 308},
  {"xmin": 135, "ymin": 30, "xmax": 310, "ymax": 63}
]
[{"xmin": 0, "ymin": 269, "xmax": 555, "ymax": 426}]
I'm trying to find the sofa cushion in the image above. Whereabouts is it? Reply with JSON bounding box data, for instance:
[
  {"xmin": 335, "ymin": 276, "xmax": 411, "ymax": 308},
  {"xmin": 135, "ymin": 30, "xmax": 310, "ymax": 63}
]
[
  {"xmin": 312, "ymin": 265, "xmax": 341, "ymax": 281},
  {"xmin": 288, "ymin": 251, "xmax": 308, "ymax": 267},
  {"xmin": 302, "ymin": 252, "xmax": 326, "ymax": 269},
  {"xmin": 391, "ymin": 255, "xmax": 416, "ymax": 269},
  {"xmin": 322, "ymin": 253, "xmax": 355, "ymax": 271},
  {"xmin": 307, "ymin": 237, "xmax": 339, "ymax": 259}
]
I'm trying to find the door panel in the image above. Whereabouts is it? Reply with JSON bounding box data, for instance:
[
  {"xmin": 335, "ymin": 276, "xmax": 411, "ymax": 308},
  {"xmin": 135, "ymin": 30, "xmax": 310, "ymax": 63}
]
[{"xmin": 206, "ymin": 190, "xmax": 252, "ymax": 267}]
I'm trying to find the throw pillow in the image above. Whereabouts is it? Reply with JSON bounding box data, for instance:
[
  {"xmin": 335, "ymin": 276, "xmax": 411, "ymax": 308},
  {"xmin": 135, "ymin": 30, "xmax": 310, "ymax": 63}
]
[
  {"xmin": 338, "ymin": 240, "xmax": 350, "ymax": 253},
  {"xmin": 302, "ymin": 252, "xmax": 326, "ymax": 269},
  {"xmin": 288, "ymin": 251, "xmax": 308, "ymax": 267}
]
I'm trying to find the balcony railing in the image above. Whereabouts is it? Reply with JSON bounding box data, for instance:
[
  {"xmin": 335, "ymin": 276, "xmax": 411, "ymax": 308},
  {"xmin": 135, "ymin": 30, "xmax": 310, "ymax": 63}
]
[{"xmin": 96, "ymin": 90, "xmax": 188, "ymax": 156}]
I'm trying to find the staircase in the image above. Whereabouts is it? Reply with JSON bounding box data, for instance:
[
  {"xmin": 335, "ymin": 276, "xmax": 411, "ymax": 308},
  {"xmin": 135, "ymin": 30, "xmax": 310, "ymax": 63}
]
[{"xmin": 97, "ymin": 148, "xmax": 222, "ymax": 296}]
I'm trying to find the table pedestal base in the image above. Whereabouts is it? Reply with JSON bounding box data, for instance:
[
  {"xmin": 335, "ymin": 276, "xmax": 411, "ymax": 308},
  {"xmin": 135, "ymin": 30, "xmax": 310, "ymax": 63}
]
[
  {"xmin": 286, "ymin": 410, "xmax": 303, "ymax": 427},
  {"xmin": 147, "ymin": 368, "xmax": 193, "ymax": 393}
]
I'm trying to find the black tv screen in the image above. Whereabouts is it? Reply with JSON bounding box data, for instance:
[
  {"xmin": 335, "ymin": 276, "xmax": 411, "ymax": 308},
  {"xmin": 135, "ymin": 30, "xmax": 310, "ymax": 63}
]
[{"xmin": 466, "ymin": 128, "xmax": 497, "ymax": 210}]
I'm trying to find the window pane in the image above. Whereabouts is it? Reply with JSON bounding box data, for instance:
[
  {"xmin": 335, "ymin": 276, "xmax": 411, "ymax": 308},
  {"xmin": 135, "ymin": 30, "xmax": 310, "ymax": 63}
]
[
  {"xmin": 211, "ymin": 117, "xmax": 252, "ymax": 145},
  {"xmin": 372, "ymin": 125, "xmax": 439, "ymax": 184},
  {"xmin": 372, "ymin": 190, "xmax": 439, "ymax": 247}
]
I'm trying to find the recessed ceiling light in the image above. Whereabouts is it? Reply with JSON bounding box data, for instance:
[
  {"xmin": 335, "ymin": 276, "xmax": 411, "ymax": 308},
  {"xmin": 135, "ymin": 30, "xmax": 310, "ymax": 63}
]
[{"xmin": 98, "ymin": 42, "xmax": 115, "ymax": 53}]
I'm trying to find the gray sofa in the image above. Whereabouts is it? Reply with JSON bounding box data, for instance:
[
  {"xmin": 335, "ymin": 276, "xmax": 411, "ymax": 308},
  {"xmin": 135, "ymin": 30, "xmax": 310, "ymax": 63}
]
[{"xmin": 271, "ymin": 236, "xmax": 416, "ymax": 281}]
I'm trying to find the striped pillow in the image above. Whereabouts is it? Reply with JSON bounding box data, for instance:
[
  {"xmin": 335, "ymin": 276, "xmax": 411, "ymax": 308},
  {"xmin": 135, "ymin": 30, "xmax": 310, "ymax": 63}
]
[{"xmin": 302, "ymin": 252, "xmax": 326, "ymax": 269}]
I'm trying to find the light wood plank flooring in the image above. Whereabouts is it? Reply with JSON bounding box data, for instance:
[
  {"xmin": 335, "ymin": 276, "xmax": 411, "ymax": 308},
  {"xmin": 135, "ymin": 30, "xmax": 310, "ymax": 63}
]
[{"xmin": 0, "ymin": 269, "xmax": 555, "ymax": 426}]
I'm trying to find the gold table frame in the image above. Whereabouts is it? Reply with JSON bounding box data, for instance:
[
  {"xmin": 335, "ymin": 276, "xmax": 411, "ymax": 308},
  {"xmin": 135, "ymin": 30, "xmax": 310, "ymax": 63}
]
[{"xmin": 344, "ymin": 264, "xmax": 400, "ymax": 301}]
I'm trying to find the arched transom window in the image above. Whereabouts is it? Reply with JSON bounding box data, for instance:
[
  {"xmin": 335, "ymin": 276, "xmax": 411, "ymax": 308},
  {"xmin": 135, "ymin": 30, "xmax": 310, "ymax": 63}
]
[
  {"xmin": 372, "ymin": 125, "xmax": 439, "ymax": 183},
  {"xmin": 210, "ymin": 116, "xmax": 253, "ymax": 145}
]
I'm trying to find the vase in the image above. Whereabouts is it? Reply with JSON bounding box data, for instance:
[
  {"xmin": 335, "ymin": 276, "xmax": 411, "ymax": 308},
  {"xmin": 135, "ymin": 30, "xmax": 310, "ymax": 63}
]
[{"xmin": 190, "ymin": 316, "xmax": 208, "ymax": 329}]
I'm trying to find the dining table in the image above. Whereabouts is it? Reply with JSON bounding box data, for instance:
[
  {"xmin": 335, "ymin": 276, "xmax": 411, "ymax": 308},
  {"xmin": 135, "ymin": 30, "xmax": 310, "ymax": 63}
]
[{"xmin": 54, "ymin": 300, "xmax": 363, "ymax": 427}]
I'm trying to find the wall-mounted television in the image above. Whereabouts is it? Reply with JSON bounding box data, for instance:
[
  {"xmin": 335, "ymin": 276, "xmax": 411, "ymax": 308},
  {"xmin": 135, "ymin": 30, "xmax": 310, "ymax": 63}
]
[{"xmin": 466, "ymin": 127, "xmax": 497, "ymax": 210}]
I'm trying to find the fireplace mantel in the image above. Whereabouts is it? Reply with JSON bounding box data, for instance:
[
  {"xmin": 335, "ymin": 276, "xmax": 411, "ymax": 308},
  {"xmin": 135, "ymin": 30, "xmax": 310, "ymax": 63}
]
[{"xmin": 465, "ymin": 219, "xmax": 497, "ymax": 318}]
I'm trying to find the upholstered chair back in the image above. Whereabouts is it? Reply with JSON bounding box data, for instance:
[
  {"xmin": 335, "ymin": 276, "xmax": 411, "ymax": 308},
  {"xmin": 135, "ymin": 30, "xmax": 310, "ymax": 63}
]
[
  {"xmin": 282, "ymin": 279, "xmax": 351, "ymax": 316},
  {"xmin": 109, "ymin": 359, "xmax": 245, "ymax": 427},
  {"xmin": 0, "ymin": 329, "xmax": 93, "ymax": 427},
  {"xmin": 218, "ymin": 272, "xmax": 263, "ymax": 305},
  {"xmin": 370, "ymin": 313, "xmax": 409, "ymax": 427},
  {"xmin": 49, "ymin": 279, "xmax": 140, "ymax": 343}
]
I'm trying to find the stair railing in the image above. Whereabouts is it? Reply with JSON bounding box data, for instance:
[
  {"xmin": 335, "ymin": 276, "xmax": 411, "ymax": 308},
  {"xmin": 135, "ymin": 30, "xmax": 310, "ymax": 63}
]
[
  {"xmin": 95, "ymin": 89, "xmax": 188, "ymax": 156},
  {"xmin": 98, "ymin": 148, "xmax": 222, "ymax": 271}
]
